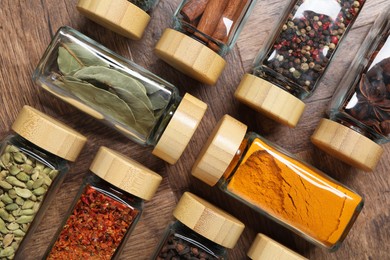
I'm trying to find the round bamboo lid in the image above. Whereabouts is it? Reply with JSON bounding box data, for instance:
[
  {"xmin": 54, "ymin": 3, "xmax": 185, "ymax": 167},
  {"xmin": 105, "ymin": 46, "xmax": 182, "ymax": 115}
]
[
  {"xmin": 234, "ymin": 74, "xmax": 305, "ymax": 127},
  {"xmin": 77, "ymin": 0, "xmax": 150, "ymax": 40},
  {"xmin": 90, "ymin": 146, "xmax": 162, "ymax": 200},
  {"xmin": 311, "ymin": 118, "xmax": 383, "ymax": 172},
  {"xmin": 247, "ymin": 234, "xmax": 307, "ymax": 260},
  {"xmin": 173, "ymin": 192, "xmax": 245, "ymax": 248},
  {"xmin": 153, "ymin": 93, "xmax": 207, "ymax": 165},
  {"xmin": 154, "ymin": 28, "xmax": 226, "ymax": 85},
  {"xmin": 191, "ymin": 115, "xmax": 247, "ymax": 186},
  {"xmin": 11, "ymin": 106, "xmax": 87, "ymax": 162}
]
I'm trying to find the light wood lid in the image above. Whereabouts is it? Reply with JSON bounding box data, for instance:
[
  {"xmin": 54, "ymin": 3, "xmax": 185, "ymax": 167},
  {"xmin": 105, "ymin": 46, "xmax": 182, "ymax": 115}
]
[
  {"xmin": 247, "ymin": 233, "xmax": 307, "ymax": 260},
  {"xmin": 11, "ymin": 106, "xmax": 87, "ymax": 162},
  {"xmin": 153, "ymin": 93, "xmax": 207, "ymax": 165},
  {"xmin": 154, "ymin": 28, "xmax": 226, "ymax": 85},
  {"xmin": 77, "ymin": 0, "xmax": 150, "ymax": 40},
  {"xmin": 173, "ymin": 192, "xmax": 245, "ymax": 248},
  {"xmin": 234, "ymin": 74, "xmax": 305, "ymax": 127},
  {"xmin": 191, "ymin": 115, "xmax": 247, "ymax": 186},
  {"xmin": 311, "ymin": 118, "xmax": 383, "ymax": 172},
  {"xmin": 90, "ymin": 146, "xmax": 162, "ymax": 200}
]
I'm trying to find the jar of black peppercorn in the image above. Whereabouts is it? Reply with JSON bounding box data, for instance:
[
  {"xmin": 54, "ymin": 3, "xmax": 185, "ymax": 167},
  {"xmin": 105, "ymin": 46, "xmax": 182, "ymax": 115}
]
[
  {"xmin": 311, "ymin": 8, "xmax": 390, "ymax": 171},
  {"xmin": 234, "ymin": 0, "xmax": 365, "ymax": 127}
]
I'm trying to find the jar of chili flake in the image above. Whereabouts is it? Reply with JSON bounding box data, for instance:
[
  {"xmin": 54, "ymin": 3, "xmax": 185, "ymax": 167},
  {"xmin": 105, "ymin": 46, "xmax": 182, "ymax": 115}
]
[
  {"xmin": 44, "ymin": 146, "xmax": 162, "ymax": 259},
  {"xmin": 311, "ymin": 8, "xmax": 390, "ymax": 172},
  {"xmin": 234, "ymin": 0, "xmax": 366, "ymax": 127},
  {"xmin": 154, "ymin": 0, "xmax": 258, "ymax": 85},
  {"xmin": 76, "ymin": 0, "xmax": 160, "ymax": 40},
  {"xmin": 151, "ymin": 192, "xmax": 245, "ymax": 259}
]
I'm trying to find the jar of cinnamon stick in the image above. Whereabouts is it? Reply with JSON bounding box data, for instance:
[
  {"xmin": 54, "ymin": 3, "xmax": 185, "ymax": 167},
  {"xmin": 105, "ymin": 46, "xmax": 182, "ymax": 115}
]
[
  {"xmin": 311, "ymin": 8, "xmax": 390, "ymax": 172},
  {"xmin": 155, "ymin": 0, "xmax": 257, "ymax": 85},
  {"xmin": 192, "ymin": 115, "xmax": 363, "ymax": 250}
]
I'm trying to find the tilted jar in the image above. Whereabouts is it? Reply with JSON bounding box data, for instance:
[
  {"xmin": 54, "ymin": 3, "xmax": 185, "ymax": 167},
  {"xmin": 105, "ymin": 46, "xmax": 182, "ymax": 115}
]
[
  {"xmin": 33, "ymin": 26, "xmax": 207, "ymax": 165},
  {"xmin": 311, "ymin": 8, "xmax": 390, "ymax": 172},
  {"xmin": 44, "ymin": 146, "xmax": 162, "ymax": 259},
  {"xmin": 151, "ymin": 192, "xmax": 244, "ymax": 259},
  {"xmin": 234, "ymin": 0, "xmax": 365, "ymax": 127},
  {"xmin": 0, "ymin": 106, "xmax": 87, "ymax": 259},
  {"xmin": 154, "ymin": 0, "xmax": 257, "ymax": 85},
  {"xmin": 192, "ymin": 115, "xmax": 363, "ymax": 250}
]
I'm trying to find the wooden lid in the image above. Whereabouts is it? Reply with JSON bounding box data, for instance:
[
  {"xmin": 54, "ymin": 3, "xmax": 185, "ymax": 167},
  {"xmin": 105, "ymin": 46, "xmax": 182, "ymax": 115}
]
[
  {"xmin": 191, "ymin": 115, "xmax": 247, "ymax": 186},
  {"xmin": 152, "ymin": 93, "xmax": 207, "ymax": 165},
  {"xmin": 154, "ymin": 28, "xmax": 226, "ymax": 85},
  {"xmin": 311, "ymin": 118, "xmax": 383, "ymax": 172},
  {"xmin": 90, "ymin": 146, "xmax": 162, "ymax": 200},
  {"xmin": 247, "ymin": 234, "xmax": 307, "ymax": 260},
  {"xmin": 173, "ymin": 192, "xmax": 245, "ymax": 248},
  {"xmin": 11, "ymin": 106, "xmax": 87, "ymax": 162},
  {"xmin": 234, "ymin": 74, "xmax": 305, "ymax": 127},
  {"xmin": 77, "ymin": 0, "xmax": 150, "ymax": 40}
]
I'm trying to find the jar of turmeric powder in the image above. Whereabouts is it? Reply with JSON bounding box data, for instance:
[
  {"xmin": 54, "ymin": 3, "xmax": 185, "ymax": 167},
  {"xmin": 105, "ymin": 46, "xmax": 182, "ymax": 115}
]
[{"xmin": 192, "ymin": 115, "xmax": 363, "ymax": 250}]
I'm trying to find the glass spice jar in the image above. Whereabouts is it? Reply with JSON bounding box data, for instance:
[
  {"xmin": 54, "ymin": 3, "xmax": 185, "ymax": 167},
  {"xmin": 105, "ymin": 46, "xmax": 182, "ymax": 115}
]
[
  {"xmin": 151, "ymin": 192, "xmax": 245, "ymax": 260},
  {"xmin": 234, "ymin": 0, "xmax": 366, "ymax": 127},
  {"xmin": 192, "ymin": 115, "xmax": 363, "ymax": 250},
  {"xmin": 44, "ymin": 146, "xmax": 162, "ymax": 259},
  {"xmin": 0, "ymin": 106, "xmax": 87, "ymax": 259},
  {"xmin": 154, "ymin": 0, "xmax": 258, "ymax": 85},
  {"xmin": 33, "ymin": 26, "xmax": 207, "ymax": 165},
  {"xmin": 311, "ymin": 8, "xmax": 390, "ymax": 172},
  {"xmin": 76, "ymin": 0, "xmax": 160, "ymax": 40}
]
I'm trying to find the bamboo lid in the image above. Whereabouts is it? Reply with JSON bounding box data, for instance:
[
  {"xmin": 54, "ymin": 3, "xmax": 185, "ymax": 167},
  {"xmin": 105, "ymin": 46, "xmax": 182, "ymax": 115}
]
[
  {"xmin": 247, "ymin": 234, "xmax": 307, "ymax": 260},
  {"xmin": 191, "ymin": 115, "xmax": 247, "ymax": 186},
  {"xmin": 90, "ymin": 146, "xmax": 162, "ymax": 200},
  {"xmin": 154, "ymin": 28, "xmax": 226, "ymax": 85},
  {"xmin": 234, "ymin": 74, "xmax": 305, "ymax": 127},
  {"xmin": 153, "ymin": 93, "xmax": 207, "ymax": 165},
  {"xmin": 311, "ymin": 118, "xmax": 383, "ymax": 172},
  {"xmin": 11, "ymin": 106, "xmax": 87, "ymax": 162},
  {"xmin": 77, "ymin": 0, "xmax": 150, "ymax": 40},
  {"xmin": 173, "ymin": 192, "xmax": 245, "ymax": 248}
]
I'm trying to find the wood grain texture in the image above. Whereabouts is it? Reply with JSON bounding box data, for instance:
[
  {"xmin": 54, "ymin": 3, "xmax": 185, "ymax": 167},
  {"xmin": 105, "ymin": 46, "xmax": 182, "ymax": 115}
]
[{"xmin": 0, "ymin": 0, "xmax": 389, "ymax": 259}]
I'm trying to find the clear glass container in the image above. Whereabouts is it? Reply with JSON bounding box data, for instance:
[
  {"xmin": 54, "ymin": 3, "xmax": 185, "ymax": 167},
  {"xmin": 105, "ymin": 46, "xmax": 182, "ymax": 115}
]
[
  {"xmin": 154, "ymin": 0, "xmax": 258, "ymax": 85},
  {"xmin": 192, "ymin": 115, "xmax": 363, "ymax": 250},
  {"xmin": 0, "ymin": 106, "xmax": 87, "ymax": 259},
  {"xmin": 44, "ymin": 146, "xmax": 162, "ymax": 259},
  {"xmin": 234, "ymin": 0, "xmax": 366, "ymax": 127},
  {"xmin": 33, "ymin": 26, "xmax": 207, "ymax": 164}
]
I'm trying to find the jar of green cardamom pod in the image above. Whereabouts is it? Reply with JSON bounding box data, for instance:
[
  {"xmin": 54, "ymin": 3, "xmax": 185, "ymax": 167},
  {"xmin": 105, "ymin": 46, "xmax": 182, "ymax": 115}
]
[{"xmin": 0, "ymin": 105, "xmax": 87, "ymax": 259}]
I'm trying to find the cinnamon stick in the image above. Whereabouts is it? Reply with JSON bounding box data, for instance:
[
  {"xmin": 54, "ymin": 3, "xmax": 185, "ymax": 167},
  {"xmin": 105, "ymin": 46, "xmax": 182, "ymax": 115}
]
[{"xmin": 181, "ymin": 0, "xmax": 209, "ymax": 22}]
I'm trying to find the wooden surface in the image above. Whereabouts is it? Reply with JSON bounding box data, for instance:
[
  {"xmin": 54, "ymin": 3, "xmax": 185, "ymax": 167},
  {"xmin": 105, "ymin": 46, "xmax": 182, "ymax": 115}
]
[{"xmin": 0, "ymin": 0, "xmax": 389, "ymax": 259}]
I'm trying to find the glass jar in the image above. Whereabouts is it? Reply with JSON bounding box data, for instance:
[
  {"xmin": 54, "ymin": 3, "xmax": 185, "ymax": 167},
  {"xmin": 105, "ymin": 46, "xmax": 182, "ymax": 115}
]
[
  {"xmin": 0, "ymin": 106, "xmax": 87, "ymax": 259},
  {"xmin": 154, "ymin": 0, "xmax": 258, "ymax": 85},
  {"xmin": 44, "ymin": 146, "xmax": 162, "ymax": 259},
  {"xmin": 76, "ymin": 0, "xmax": 160, "ymax": 40},
  {"xmin": 33, "ymin": 26, "xmax": 207, "ymax": 165},
  {"xmin": 311, "ymin": 8, "xmax": 390, "ymax": 172},
  {"xmin": 151, "ymin": 192, "xmax": 244, "ymax": 259},
  {"xmin": 234, "ymin": 0, "xmax": 366, "ymax": 127},
  {"xmin": 192, "ymin": 115, "xmax": 363, "ymax": 250}
]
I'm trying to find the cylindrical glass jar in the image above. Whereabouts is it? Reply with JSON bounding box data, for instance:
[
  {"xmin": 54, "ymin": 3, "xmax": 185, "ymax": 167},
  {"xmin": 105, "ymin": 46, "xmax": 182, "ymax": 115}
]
[
  {"xmin": 311, "ymin": 8, "xmax": 390, "ymax": 172},
  {"xmin": 151, "ymin": 192, "xmax": 245, "ymax": 259},
  {"xmin": 234, "ymin": 0, "xmax": 365, "ymax": 127},
  {"xmin": 0, "ymin": 106, "xmax": 87, "ymax": 259},
  {"xmin": 33, "ymin": 26, "xmax": 207, "ymax": 165},
  {"xmin": 154, "ymin": 0, "xmax": 257, "ymax": 85},
  {"xmin": 44, "ymin": 146, "xmax": 162, "ymax": 259},
  {"xmin": 192, "ymin": 115, "xmax": 363, "ymax": 250},
  {"xmin": 76, "ymin": 0, "xmax": 160, "ymax": 40}
]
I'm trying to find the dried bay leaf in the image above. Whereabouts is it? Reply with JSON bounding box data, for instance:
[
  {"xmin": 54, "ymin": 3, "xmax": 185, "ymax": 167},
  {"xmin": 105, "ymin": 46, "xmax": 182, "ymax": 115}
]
[
  {"xmin": 58, "ymin": 47, "xmax": 82, "ymax": 75},
  {"xmin": 149, "ymin": 91, "xmax": 169, "ymax": 111}
]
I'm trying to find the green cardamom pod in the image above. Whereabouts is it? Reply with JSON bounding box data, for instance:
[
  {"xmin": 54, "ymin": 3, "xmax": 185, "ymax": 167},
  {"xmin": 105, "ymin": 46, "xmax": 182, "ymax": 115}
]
[
  {"xmin": 14, "ymin": 188, "xmax": 32, "ymax": 199},
  {"xmin": 1, "ymin": 153, "xmax": 11, "ymax": 166},
  {"xmin": 21, "ymin": 200, "xmax": 34, "ymax": 210},
  {"xmin": 15, "ymin": 215, "xmax": 33, "ymax": 224},
  {"xmin": 20, "ymin": 164, "xmax": 33, "ymax": 174},
  {"xmin": 7, "ymin": 222, "xmax": 19, "ymax": 231},
  {"xmin": 5, "ymin": 145, "xmax": 19, "ymax": 153},
  {"xmin": 32, "ymin": 187, "xmax": 46, "ymax": 196},
  {"xmin": 15, "ymin": 197, "xmax": 24, "ymax": 206},
  {"xmin": 1, "ymin": 193, "xmax": 13, "ymax": 204},
  {"xmin": 16, "ymin": 172, "xmax": 30, "ymax": 182},
  {"xmin": 13, "ymin": 229, "xmax": 26, "ymax": 237},
  {"xmin": 13, "ymin": 152, "xmax": 27, "ymax": 163},
  {"xmin": 32, "ymin": 178, "xmax": 44, "ymax": 189},
  {"xmin": 20, "ymin": 209, "xmax": 34, "ymax": 216},
  {"xmin": 5, "ymin": 203, "xmax": 19, "ymax": 211},
  {"xmin": 6, "ymin": 176, "xmax": 26, "ymax": 188},
  {"xmin": 0, "ymin": 246, "xmax": 15, "ymax": 257},
  {"xmin": 2, "ymin": 234, "xmax": 14, "ymax": 247},
  {"xmin": 0, "ymin": 208, "xmax": 10, "ymax": 220},
  {"xmin": 0, "ymin": 180, "xmax": 12, "ymax": 190},
  {"xmin": 8, "ymin": 165, "xmax": 21, "ymax": 176}
]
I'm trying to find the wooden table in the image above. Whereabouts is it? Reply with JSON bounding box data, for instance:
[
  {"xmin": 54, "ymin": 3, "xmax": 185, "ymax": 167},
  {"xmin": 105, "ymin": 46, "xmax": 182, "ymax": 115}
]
[{"xmin": 1, "ymin": 0, "xmax": 389, "ymax": 259}]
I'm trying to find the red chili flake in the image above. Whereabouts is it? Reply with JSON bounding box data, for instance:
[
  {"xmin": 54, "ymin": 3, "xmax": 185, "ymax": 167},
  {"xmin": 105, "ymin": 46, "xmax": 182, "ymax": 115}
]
[{"xmin": 47, "ymin": 185, "xmax": 139, "ymax": 260}]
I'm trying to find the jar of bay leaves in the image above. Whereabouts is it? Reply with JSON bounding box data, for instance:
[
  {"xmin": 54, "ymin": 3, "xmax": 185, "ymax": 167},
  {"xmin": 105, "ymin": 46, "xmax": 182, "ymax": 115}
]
[
  {"xmin": 0, "ymin": 106, "xmax": 87, "ymax": 259},
  {"xmin": 33, "ymin": 26, "xmax": 207, "ymax": 165}
]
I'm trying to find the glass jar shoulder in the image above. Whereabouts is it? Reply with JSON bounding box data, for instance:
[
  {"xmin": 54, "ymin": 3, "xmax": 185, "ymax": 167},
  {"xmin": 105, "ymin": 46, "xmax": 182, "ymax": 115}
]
[{"xmin": 129, "ymin": 0, "xmax": 160, "ymax": 12}]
